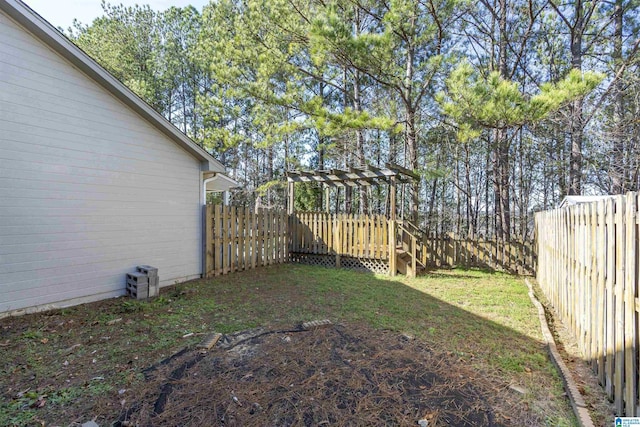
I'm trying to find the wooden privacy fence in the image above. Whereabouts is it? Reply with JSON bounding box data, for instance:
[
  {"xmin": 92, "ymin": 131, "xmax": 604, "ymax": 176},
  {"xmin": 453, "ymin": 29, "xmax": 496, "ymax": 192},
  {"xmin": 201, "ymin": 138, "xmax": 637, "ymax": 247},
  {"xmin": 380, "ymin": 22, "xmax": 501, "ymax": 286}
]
[
  {"xmin": 290, "ymin": 212, "xmax": 390, "ymax": 260},
  {"xmin": 421, "ymin": 236, "xmax": 535, "ymax": 275},
  {"xmin": 289, "ymin": 212, "xmax": 392, "ymax": 273},
  {"xmin": 204, "ymin": 205, "xmax": 288, "ymax": 276},
  {"xmin": 536, "ymin": 192, "xmax": 638, "ymax": 416},
  {"xmin": 205, "ymin": 205, "xmax": 536, "ymax": 276},
  {"xmin": 287, "ymin": 212, "xmax": 535, "ymax": 274}
]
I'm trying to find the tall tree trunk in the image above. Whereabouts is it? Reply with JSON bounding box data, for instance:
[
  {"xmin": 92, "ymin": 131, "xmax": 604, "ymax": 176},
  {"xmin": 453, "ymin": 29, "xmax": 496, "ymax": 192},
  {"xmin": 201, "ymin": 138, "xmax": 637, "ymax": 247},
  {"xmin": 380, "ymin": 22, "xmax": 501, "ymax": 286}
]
[
  {"xmin": 387, "ymin": 132, "xmax": 397, "ymax": 217},
  {"xmin": 284, "ymin": 109, "xmax": 290, "ymax": 172},
  {"xmin": 493, "ymin": 0, "xmax": 510, "ymax": 241},
  {"xmin": 354, "ymin": 76, "xmax": 368, "ymax": 213},
  {"xmin": 403, "ymin": 11, "xmax": 419, "ymax": 223},
  {"xmin": 485, "ymin": 140, "xmax": 491, "ymax": 236},
  {"xmin": 427, "ymin": 176, "xmax": 438, "ymax": 236},
  {"xmin": 352, "ymin": 6, "xmax": 368, "ymax": 214},
  {"xmin": 492, "ymin": 130, "xmax": 511, "ymax": 241},
  {"xmin": 558, "ymin": 133, "xmax": 568, "ymax": 199},
  {"xmin": 568, "ymin": 3, "xmax": 584, "ymax": 195},
  {"xmin": 455, "ymin": 145, "xmax": 462, "ymax": 236},
  {"xmin": 406, "ymin": 107, "xmax": 419, "ymax": 223},
  {"xmin": 267, "ymin": 145, "xmax": 274, "ymax": 205},
  {"xmin": 611, "ymin": 0, "xmax": 625, "ymax": 194},
  {"xmin": 343, "ymin": 67, "xmax": 352, "ymax": 214},
  {"xmin": 464, "ymin": 142, "xmax": 474, "ymax": 237}
]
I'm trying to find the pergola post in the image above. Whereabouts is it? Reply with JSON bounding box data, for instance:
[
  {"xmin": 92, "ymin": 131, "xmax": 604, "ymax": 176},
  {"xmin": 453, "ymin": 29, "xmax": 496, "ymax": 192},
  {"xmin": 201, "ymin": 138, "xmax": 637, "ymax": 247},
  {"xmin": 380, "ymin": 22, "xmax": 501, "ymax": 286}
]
[
  {"xmin": 388, "ymin": 219, "xmax": 397, "ymax": 276},
  {"xmin": 287, "ymin": 181, "xmax": 295, "ymax": 215},
  {"xmin": 324, "ymin": 185, "xmax": 331, "ymax": 213},
  {"xmin": 389, "ymin": 176, "xmax": 397, "ymax": 221}
]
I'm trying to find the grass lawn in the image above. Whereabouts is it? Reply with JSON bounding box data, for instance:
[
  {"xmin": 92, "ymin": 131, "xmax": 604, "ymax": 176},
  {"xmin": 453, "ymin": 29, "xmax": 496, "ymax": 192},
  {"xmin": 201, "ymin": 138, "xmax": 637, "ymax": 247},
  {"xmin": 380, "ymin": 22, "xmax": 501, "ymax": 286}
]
[{"xmin": 0, "ymin": 265, "xmax": 577, "ymax": 426}]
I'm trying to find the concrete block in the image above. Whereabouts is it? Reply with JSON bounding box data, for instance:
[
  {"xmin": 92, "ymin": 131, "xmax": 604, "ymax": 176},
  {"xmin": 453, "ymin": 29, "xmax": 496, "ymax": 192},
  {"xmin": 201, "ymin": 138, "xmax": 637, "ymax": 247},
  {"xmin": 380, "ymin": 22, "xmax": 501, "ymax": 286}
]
[
  {"xmin": 126, "ymin": 282, "xmax": 148, "ymax": 300},
  {"xmin": 148, "ymin": 276, "xmax": 160, "ymax": 297},
  {"xmin": 126, "ymin": 272, "xmax": 148, "ymax": 285},
  {"xmin": 137, "ymin": 265, "xmax": 158, "ymax": 280}
]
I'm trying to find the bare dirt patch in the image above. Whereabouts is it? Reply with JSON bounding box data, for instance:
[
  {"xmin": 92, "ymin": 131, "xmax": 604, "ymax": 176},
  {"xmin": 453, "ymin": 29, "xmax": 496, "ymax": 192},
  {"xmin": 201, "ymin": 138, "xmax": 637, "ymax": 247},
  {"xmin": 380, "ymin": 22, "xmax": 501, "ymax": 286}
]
[
  {"xmin": 121, "ymin": 323, "xmax": 543, "ymax": 426},
  {"xmin": 534, "ymin": 282, "xmax": 616, "ymax": 426},
  {"xmin": 0, "ymin": 267, "xmax": 582, "ymax": 425},
  {"xmin": 550, "ymin": 319, "xmax": 616, "ymax": 426}
]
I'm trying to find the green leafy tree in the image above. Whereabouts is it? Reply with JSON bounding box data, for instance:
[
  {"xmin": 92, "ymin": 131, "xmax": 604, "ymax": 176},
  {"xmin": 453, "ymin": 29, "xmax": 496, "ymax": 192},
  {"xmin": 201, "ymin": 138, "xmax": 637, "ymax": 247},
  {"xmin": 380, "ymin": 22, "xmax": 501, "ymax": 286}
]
[
  {"xmin": 440, "ymin": 64, "xmax": 603, "ymax": 141},
  {"xmin": 68, "ymin": 2, "xmax": 164, "ymax": 110},
  {"xmin": 308, "ymin": 0, "xmax": 463, "ymax": 221}
]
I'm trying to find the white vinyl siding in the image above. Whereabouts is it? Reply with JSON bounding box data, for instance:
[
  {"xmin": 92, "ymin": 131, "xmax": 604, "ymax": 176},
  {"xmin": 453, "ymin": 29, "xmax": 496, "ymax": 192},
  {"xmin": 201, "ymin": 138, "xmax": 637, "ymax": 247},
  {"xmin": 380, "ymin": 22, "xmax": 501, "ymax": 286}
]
[{"xmin": 0, "ymin": 10, "xmax": 203, "ymax": 314}]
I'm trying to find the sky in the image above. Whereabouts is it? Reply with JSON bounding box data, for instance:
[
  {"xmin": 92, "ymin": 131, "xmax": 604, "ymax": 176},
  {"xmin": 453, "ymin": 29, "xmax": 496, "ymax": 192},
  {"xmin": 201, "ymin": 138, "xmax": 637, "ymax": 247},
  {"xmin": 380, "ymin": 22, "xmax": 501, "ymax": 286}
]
[{"xmin": 23, "ymin": 0, "xmax": 210, "ymax": 30}]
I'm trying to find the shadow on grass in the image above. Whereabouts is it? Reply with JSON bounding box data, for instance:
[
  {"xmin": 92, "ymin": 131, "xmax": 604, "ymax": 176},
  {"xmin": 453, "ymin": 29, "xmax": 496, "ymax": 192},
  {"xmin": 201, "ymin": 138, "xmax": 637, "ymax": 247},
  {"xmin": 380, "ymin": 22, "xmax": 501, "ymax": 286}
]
[
  {"xmin": 192, "ymin": 265, "xmax": 578, "ymax": 424},
  {"xmin": 0, "ymin": 264, "xmax": 577, "ymax": 426}
]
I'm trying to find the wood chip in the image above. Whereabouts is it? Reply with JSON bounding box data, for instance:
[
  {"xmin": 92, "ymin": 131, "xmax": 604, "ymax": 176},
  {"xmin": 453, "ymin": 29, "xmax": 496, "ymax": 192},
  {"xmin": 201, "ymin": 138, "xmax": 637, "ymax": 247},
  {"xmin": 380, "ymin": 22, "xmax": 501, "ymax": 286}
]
[
  {"xmin": 301, "ymin": 319, "xmax": 333, "ymax": 330},
  {"xmin": 197, "ymin": 333, "xmax": 222, "ymax": 350}
]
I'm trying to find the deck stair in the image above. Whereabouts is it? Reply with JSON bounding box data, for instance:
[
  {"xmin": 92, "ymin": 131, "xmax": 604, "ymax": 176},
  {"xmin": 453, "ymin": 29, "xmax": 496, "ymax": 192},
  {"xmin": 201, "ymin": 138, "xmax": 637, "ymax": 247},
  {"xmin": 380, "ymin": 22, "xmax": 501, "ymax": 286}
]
[{"xmin": 395, "ymin": 220, "xmax": 426, "ymax": 278}]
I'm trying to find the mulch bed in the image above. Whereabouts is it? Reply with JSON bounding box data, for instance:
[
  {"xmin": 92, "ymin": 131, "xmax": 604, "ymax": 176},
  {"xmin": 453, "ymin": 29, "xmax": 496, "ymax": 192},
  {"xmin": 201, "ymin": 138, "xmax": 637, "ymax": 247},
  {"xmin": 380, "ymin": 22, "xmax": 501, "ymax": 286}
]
[{"xmin": 118, "ymin": 323, "xmax": 536, "ymax": 426}]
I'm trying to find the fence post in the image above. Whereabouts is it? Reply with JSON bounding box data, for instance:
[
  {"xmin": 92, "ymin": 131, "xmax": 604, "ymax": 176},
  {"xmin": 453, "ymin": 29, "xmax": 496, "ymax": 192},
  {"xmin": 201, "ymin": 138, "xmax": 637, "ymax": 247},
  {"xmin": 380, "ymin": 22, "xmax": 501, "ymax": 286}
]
[
  {"xmin": 250, "ymin": 209, "xmax": 256, "ymax": 269},
  {"xmin": 388, "ymin": 219, "xmax": 397, "ymax": 276},
  {"xmin": 335, "ymin": 215, "xmax": 341, "ymax": 268},
  {"xmin": 205, "ymin": 204, "xmax": 213, "ymax": 278},
  {"xmin": 214, "ymin": 204, "xmax": 221, "ymax": 275}
]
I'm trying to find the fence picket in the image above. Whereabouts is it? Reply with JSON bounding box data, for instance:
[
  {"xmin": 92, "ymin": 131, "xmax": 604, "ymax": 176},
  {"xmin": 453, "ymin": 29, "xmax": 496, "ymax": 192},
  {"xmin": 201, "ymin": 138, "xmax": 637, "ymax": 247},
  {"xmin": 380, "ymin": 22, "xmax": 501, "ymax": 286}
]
[
  {"xmin": 535, "ymin": 192, "xmax": 640, "ymax": 416},
  {"xmin": 624, "ymin": 193, "xmax": 637, "ymax": 415},
  {"xmin": 596, "ymin": 200, "xmax": 605, "ymax": 385}
]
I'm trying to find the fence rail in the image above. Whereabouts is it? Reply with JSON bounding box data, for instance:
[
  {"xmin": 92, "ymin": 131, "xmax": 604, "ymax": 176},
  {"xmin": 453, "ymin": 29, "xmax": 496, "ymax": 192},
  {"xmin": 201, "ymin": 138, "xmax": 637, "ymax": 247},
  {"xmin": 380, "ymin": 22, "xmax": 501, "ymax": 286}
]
[
  {"xmin": 205, "ymin": 205, "xmax": 288, "ymax": 276},
  {"xmin": 536, "ymin": 193, "xmax": 639, "ymax": 416}
]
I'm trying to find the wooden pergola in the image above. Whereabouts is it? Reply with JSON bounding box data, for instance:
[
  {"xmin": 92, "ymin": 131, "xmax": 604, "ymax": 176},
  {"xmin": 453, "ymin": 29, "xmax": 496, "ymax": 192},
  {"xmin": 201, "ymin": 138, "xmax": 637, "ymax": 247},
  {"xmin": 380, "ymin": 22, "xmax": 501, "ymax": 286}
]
[{"xmin": 285, "ymin": 163, "xmax": 420, "ymax": 220}]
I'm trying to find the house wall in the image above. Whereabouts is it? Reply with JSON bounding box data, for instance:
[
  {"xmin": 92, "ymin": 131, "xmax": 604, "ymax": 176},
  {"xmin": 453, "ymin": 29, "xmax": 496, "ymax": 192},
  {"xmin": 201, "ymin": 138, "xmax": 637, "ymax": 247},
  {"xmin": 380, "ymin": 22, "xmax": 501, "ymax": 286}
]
[{"xmin": 0, "ymin": 10, "xmax": 203, "ymax": 315}]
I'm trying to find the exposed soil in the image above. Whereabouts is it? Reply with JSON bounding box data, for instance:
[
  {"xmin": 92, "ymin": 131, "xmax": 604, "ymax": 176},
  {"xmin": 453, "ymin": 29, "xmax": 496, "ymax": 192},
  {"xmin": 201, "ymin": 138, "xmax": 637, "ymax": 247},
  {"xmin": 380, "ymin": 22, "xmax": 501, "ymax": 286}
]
[
  {"xmin": 0, "ymin": 266, "xmax": 593, "ymax": 426},
  {"xmin": 118, "ymin": 323, "xmax": 542, "ymax": 426},
  {"xmin": 535, "ymin": 284, "xmax": 616, "ymax": 426},
  {"xmin": 548, "ymin": 316, "xmax": 616, "ymax": 426}
]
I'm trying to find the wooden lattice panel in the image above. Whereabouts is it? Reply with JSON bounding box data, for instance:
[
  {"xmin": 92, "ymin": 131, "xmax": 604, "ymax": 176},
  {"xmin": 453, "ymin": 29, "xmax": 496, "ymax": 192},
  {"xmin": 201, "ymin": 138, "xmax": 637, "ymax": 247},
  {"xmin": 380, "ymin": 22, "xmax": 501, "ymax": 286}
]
[
  {"xmin": 290, "ymin": 253, "xmax": 389, "ymax": 274},
  {"xmin": 340, "ymin": 257, "xmax": 389, "ymax": 274},
  {"xmin": 290, "ymin": 253, "xmax": 336, "ymax": 268}
]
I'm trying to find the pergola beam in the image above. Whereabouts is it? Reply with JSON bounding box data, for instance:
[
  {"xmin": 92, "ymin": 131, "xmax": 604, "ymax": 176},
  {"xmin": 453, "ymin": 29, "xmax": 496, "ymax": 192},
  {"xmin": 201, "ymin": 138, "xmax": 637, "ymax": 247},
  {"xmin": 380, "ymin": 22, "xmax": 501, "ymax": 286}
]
[
  {"xmin": 286, "ymin": 174, "xmax": 390, "ymax": 185},
  {"xmin": 286, "ymin": 163, "xmax": 419, "ymax": 215},
  {"xmin": 385, "ymin": 162, "xmax": 420, "ymax": 181},
  {"xmin": 286, "ymin": 169, "xmax": 415, "ymax": 185}
]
